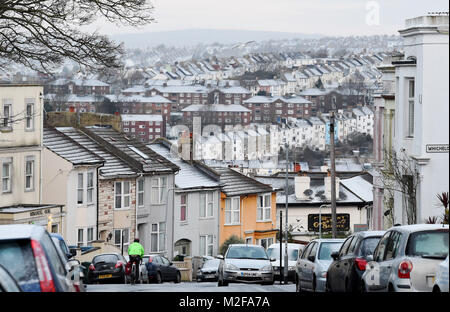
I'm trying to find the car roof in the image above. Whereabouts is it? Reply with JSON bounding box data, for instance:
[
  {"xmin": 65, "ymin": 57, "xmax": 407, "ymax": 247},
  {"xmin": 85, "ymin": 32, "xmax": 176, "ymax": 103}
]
[
  {"xmin": 267, "ymin": 243, "xmax": 304, "ymax": 249},
  {"xmin": 0, "ymin": 224, "xmax": 44, "ymax": 241},
  {"xmin": 311, "ymin": 238, "xmax": 346, "ymax": 243},
  {"xmin": 387, "ymin": 224, "xmax": 449, "ymax": 234},
  {"xmin": 228, "ymin": 244, "xmax": 263, "ymax": 248},
  {"xmin": 353, "ymin": 231, "xmax": 386, "ymax": 238}
]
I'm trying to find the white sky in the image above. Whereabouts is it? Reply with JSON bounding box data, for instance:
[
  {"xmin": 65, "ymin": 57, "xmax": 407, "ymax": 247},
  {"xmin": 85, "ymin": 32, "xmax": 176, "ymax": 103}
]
[{"xmin": 92, "ymin": 0, "xmax": 449, "ymax": 36}]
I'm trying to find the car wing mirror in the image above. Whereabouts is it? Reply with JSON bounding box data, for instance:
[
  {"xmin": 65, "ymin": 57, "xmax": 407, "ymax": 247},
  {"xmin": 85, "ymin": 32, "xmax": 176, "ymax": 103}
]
[
  {"xmin": 307, "ymin": 255, "xmax": 316, "ymax": 262},
  {"xmin": 366, "ymin": 254, "xmax": 374, "ymax": 262},
  {"xmin": 270, "ymin": 257, "xmax": 276, "ymax": 262},
  {"xmin": 65, "ymin": 259, "xmax": 80, "ymax": 271},
  {"xmin": 216, "ymin": 255, "xmax": 224, "ymax": 260},
  {"xmin": 330, "ymin": 251, "xmax": 339, "ymax": 261},
  {"xmin": 70, "ymin": 248, "xmax": 77, "ymax": 257}
]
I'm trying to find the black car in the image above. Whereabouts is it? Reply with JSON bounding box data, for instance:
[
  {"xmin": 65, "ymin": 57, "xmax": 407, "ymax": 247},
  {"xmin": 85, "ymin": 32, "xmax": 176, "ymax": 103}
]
[
  {"xmin": 87, "ymin": 253, "xmax": 127, "ymax": 284},
  {"xmin": 326, "ymin": 231, "xmax": 385, "ymax": 292},
  {"xmin": 197, "ymin": 259, "xmax": 220, "ymax": 282},
  {"xmin": 142, "ymin": 254, "xmax": 181, "ymax": 284}
]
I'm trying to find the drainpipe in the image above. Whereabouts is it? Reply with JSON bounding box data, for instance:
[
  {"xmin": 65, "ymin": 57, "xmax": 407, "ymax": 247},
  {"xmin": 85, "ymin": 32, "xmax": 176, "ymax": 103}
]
[{"xmin": 136, "ymin": 174, "xmax": 143, "ymax": 239}]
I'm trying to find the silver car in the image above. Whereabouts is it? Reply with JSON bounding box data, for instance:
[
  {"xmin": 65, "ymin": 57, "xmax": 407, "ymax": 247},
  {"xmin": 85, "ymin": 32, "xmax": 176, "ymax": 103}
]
[
  {"xmin": 362, "ymin": 224, "xmax": 449, "ymax": 292},
  {"xmin": 217, "ymin": 244, "xmax": 275, "ymax": 286},
  {"xmin": 433, "ymin": 255, "xmax": 449, "ymax": 292},
  {"xmin": 296, "ymin": 239, "xmax": 345, "ymax": 292}
]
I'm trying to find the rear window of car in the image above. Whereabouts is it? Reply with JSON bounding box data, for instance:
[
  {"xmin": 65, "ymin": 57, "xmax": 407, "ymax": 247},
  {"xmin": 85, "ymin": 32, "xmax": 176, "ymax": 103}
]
[
  {"xmin": 359, "ymin": 237, "xmax": 382, "ymax": 257},
  {"xmin": 0, "ymin": 240, "xmax": 40, "ymax": 291},
  {"xmin": 406, "ymin": 230, "xmax": 449, "ymax": 259},
  {"xmin": 93, "ymin": 254, "xmax": 119, "ymax": 264},
  {"xmin": 318, "ymin": 242, "xmax": 342, "ymax": 260}
]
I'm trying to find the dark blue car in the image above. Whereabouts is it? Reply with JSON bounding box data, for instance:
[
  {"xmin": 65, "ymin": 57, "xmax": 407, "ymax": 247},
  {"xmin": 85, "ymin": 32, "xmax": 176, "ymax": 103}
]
[{"xmin": 141, "ymin": 254, "xmax": 181, "ymax": 284}]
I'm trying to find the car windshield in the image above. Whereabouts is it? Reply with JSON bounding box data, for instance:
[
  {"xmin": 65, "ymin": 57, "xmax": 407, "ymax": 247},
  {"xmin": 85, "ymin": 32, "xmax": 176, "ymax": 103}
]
[
  {"xmin": 93, "ymin": 254, "xmax": 119, "ymax": 263},
  {"xmin": 267, "ymin": 248, "xmax": 299, "ymax": 261},
  {"xmin": 0, "ymin": 240, "xmax": 40, "ymax": 291},
  {"xmin": 406, "ymin": 230, "xmax": 449, "ymax": 259},
  {"xmin": 226, "ymin": 246, "xmax": 268, "ymax": 260},
  {"xmin": 360, "ymin": 237, "xmax": 381, "ymax": 257},
  {"xmin": 203, "ymin": 259, "xmax": 220, "ymax": 268},
  {"xmin": 318, "ymin": 242, "xmax": 342, "ymax": 260}
]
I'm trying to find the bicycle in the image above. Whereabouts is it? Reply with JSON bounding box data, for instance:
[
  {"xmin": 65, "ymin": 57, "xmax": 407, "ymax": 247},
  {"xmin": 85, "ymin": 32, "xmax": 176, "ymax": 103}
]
[
  {"xmin": 128, "ymin": 255, "xmax": 141, "ymax": 285},
  {"xmin": 130, "ymin": 261, "xmax": 137, "ymax": 285}
]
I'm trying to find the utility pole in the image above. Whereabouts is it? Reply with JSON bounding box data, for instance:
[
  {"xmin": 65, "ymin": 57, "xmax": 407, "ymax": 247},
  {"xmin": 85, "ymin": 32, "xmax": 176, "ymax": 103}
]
[
  {"xmin": 284, "ymin": 143, "xmax": 289, "ymax": 283},
  {"xmin": 330, "ymin": 112, "xmax": 337, "ymax": 239},
  {"xmin": 279, "ymin": 210, "xmax": 283, "ymax": 285}
]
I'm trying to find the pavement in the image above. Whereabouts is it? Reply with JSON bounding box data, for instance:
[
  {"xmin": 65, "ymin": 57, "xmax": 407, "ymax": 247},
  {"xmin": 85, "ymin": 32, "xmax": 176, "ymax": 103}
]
[{"xmin": 86, "ymin": 281, "xmax": 296, "ymax": 292}]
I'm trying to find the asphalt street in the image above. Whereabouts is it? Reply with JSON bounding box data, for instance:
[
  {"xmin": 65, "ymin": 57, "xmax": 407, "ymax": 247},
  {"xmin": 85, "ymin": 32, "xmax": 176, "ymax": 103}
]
[{"xmin": 86, "ymin": 281, "xmax": 296, "ymax": 292}]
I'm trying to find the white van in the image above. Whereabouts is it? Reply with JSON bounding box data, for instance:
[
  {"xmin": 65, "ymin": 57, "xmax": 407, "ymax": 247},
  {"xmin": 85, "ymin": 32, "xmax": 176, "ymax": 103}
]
[{"xmin": 267, "ymin": 243, "xmax": 305, "ymax": 282}]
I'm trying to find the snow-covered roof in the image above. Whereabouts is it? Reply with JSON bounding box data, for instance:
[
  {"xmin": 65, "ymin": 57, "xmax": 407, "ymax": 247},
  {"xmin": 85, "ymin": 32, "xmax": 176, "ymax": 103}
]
[
  {"xmin": 106, "ymin": 94, "xmax": 172, "ymax": 104},
  {"xmin": 182, "ymin": 104, "xmax": 250, "ymax": 113},
  {"xmin": 218, "ymin": 86, "xmax": 251, "ymax": 94},
  {"xmin": 148, "ymin": 143, "xmax": 220, "ymax": 190},
  {"xmin": 122, "ymin": 85, "xmax": 146, "ymax": 93},
  {"xmin": 121, "ymin": 114, "xmax": 163, "ymax": 122},
  {"xmin": 299, "ymin": 88, "xmax": 328, "ymax": 96},
  {"xmin": 340, "ymin": 176, "xmax": 373, "ymax": 202},
  {"xmin": 72, "ymin": 79, "xmax": 109, "ymax": 87},
  {"xmin": 151, "ymin": 85, "xmax": 210, "ymax": 94}
]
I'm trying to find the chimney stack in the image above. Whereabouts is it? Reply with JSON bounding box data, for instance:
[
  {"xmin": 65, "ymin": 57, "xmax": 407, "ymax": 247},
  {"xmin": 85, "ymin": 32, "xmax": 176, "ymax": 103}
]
[{"xmin": 295, "ymin": 172, "xmax": 311, "ymax": 200}]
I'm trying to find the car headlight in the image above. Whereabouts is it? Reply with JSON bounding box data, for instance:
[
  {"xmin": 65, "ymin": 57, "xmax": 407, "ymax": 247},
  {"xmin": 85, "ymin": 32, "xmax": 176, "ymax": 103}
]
[
  {"xmin": 261, "ymin": 265, "xmax": 272, "ymax": 272},
  {"xmin": 226, "ymin": 263, "xmax": 239, "ymax": 271},
  {"xmin": 288, "ymin": 266, "xmax": 296, "ymax": 271}
]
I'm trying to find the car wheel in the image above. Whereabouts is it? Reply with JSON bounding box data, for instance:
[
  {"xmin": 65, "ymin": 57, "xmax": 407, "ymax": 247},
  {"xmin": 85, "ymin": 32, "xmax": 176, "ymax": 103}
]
[
  {"xmin": 345, "ymin": 278, "xmax": 351, "ymax": 292},
  {"xmin": 156, "ymin": 272, "xmax": 162, "ymax": 284},
  {"xmin": 433, "ymin": 286, "xmax": 441, "ymax": 293},
  {"xmin": 361, "ymin": 281, "xmax": 367, "ymax": 293},
  {"xmin": 296, "ymin": 275, "xmax": 302, "ymax": 292},
  {"xmin": 175, "ymin": 272, "xmax": 181, "ymax": 283},
  {"xmin": 312, "ymin": 275, "xmax": 317, "ymax": 292},
  {"xmin": 223, "ymin": 280, "xmax": 229, "ymax": 286},
  {"xmin": 388, "ymin": 283, "xmax": 395, "ymax": 292},
  {"xmin": 325, "ymin": 278, "xmax": 331, "ymax": 292}
]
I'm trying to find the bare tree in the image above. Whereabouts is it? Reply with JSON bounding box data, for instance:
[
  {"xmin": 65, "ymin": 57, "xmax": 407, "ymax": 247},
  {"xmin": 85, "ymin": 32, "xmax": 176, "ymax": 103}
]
[
  {"xmin": 380, "ymin": 149, "xmax": 421, "ymax": 225},
  {"xmin": 0, "ymin": 0, "xmax": 155, "ymax": 73}
]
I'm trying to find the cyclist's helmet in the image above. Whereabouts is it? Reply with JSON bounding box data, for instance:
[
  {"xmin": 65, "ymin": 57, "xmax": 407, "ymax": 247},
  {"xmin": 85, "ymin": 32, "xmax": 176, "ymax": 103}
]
[{"xmin": 134, "ymin": 238, "xmax": 140, "ymax": 243}]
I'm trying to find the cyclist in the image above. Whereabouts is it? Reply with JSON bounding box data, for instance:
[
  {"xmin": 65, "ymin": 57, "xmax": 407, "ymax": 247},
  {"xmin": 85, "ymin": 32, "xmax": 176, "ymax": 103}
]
[{"xmin": 128, "ymin": 238, "xmax": 145, "ymax": 283}]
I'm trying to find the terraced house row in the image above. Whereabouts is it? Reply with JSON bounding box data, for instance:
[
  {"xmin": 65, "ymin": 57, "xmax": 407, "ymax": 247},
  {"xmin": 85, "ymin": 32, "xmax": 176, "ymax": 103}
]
[{"xmin": 0, "ymin": 83, "xmax": 279, "ymax": 259}]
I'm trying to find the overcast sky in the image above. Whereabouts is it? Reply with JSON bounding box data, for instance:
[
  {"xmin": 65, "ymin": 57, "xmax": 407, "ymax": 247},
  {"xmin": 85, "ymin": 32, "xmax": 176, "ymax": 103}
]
[{"xmin": 93, "ymin": 0, "xmax": 449, "ymax": 36}]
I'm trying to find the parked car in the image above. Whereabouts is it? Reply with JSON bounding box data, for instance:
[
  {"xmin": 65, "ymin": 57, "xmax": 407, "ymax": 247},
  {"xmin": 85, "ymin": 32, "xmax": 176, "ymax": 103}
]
[
  {"xmin": 433, "ymin": 255, "xmax": 449, "ymax": 292},
  {"xmin": 0, "ymin": 264, "xmax": 22, "ymax": 292},
  {"xmin": 362, "ymin": 224, "xmax": 449, "ymax": 292},
  {"xmin": 266, "ymin": 243, "xmax": 305, "ymax": 282},
  {"xmin": 51, "ymin": 236, "xmax": 86, "ymax": 292},
  {"xmin": 140, "ymin": 254, "xmax": 181, "ymax": 284},
  {"xmin": 326, "ymin": 231, "xmax": 385, "ymax": 292},
  {"xmin": 87, "ymin": 253, "xmax": 127, "ymax": 284},
  {"xmin": 295, "ymin": 238, "xmax": 345, "ymax": 292},
  {"xmin": 0, "ymin": 224, "xmax": 72, "ymax": 292},
  {"xmin": 50, "ymin": 233, "xmax": 76, "ymax": 261},
  {"xmin": 197, "ymin": 258, "xmax": 221, "ymax": 282},
  {"xmin": 217, "ymin": 244, "xmax": 275, "ymax": 286}
]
